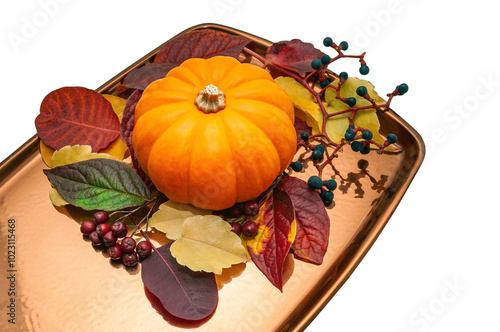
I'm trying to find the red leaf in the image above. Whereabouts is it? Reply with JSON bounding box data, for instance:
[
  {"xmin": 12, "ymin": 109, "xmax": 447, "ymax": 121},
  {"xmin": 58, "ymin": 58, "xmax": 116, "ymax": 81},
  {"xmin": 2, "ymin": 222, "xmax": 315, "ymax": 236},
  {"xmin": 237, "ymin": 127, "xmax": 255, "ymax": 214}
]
[
  {"xmin": 278, "ymin": 176, "xmax": 330, "ymax": 265},
  {"xmin": 119, "ymin": 90, "xmax": 153, "ymax": 189},
  {"xmin": 35, "ymin": 87, "xmax": 120, "ymax": 152},
  {"xmin": 153, "ymin": 29, "xmax": 252, "ymax": 64},
  {"xmin": 123, "ymin": 63, "xmax": 176, "ymax": 90},
  {"xmin": 265, "ymin": 39, "xmax": 325, "ymax": 77},
  {"xmin": 294, "ymin": 115, "xmax": 312, "ymax": 147},
  {"xmin": 141, "ymin": 242, "xmax": 218, "ymax": 321},
  {"xmin": 246, "ymin": 188, "xmax": 295, "ymax": 291}
]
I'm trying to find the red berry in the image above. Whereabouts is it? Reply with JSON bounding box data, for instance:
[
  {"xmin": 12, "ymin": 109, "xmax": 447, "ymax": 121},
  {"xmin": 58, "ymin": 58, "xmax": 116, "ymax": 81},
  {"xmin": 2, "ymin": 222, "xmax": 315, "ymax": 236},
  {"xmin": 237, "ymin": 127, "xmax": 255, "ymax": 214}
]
[
  {"xmin": 244, "ymin": 201, "xmax": 259, "ymax": 217},
  {"xmin": 229, "ymin": 204, "xmax": 244, "ymax": 218},
  {"xmin": 122, "ymin": 252, "xmax": 139, "ymax": 267},
  {"xmin": 80, "ymin": 220, "xmax": 96, "ymax": 235},
  {"xmin": 120, "ymin": 237, "xmax": 136, "ymax": 253},
  {"xmin": 93, "ymin": 211, "xmax": 109, "ymax": 224},
  {"xmin": 89, "ymin": 231, "xmax": 103, "ymax": 246},
  {"xmin": 111, "ymin": 221, "xmax": 128, "ymax": 238},
  {"xmin": 103, "ymin": 231, "xmax": 117, "ymax": 247},
  {"xmin": 95, "ymin": 223, "xmax": 111, "ymax": 237},
  {"xmin": 212, "ymin": 212, "xmax": 228, "ymax": 221},
  {"xmin": 230, "ymin": 222, "xmax": 242, "ymax": 235},
  {"xmin": 242, "ymin": 220, "xmax": 258, "ymax": 237},
  {"xmin": 136, "ymin": 241, "xmax": 153, "ymax": 258},
  {"xmin": 107, "ymin": 244, "xmax": 122, "ymax": 260}
]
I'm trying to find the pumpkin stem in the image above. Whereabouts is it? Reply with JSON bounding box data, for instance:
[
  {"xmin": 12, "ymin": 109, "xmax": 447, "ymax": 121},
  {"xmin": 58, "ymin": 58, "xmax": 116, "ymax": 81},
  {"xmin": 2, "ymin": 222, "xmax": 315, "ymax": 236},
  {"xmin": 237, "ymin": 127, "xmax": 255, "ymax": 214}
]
[{"xmin": 195, "ymin": 84, "xmax": 226, "ymax": 113}]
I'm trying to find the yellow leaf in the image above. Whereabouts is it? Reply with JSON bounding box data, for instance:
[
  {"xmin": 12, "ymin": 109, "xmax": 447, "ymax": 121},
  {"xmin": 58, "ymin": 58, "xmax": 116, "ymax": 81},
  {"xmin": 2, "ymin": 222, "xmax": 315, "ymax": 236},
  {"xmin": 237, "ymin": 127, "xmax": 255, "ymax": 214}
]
[
  {"xmin": 147, "ymin": 201, "xmax": 212, "ymax": 240},
  {"xmin": 275, "ymin": 76, "xmax": 323, "ymax": 134},
  {"xmin": 50, "ymin": 145, "xmax": 120, "ymax": 168},
  {"xmin": 101, "ymin": 94, "xmax": 129, "ymax": 160},
  {"xmin": 49, "ymin": 187, "xmax": 68, "ymax": 206},
  {"xmin": 170, "ymin": 215, "xmax": 249, "ymax": 274}
]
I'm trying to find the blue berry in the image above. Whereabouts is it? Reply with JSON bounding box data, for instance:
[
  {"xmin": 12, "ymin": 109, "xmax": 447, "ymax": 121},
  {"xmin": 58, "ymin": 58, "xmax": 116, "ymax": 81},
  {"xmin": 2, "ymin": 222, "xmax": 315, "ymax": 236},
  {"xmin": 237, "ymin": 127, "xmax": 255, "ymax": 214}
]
[
  {"xmin": 311, "ymin": 59, "xmax": 322, "ymax": 70},
  {"xmin": 356, "ymin": 86, "xmax": 368, "ymax": 97},
  {"xmin": 345, "ymin": 97, "xmax": 356, "ymax": 107},
  {"xmin": 321, "ymin": 190, "xmax": 334, "ymax": 202},
  {"xmin": 351, "ymin": 141, "xmax": 363, "ymax": 152},
  {"xmin": 362, "ymin": 130, "xmax": 373, "ymax": 140},
  {"xmin": 397, "ymin": 83, "xmax": 409, "ymax": 95},
  {"xmin": 339, "ymin": 72, "xmax": 348, "ymax": 80},
  {"xmin": 314, "ymin": 144, "xmax": 325, "ymax": 153},
  {"xmin": 344, "ymin": 130, "xmax": 356, "ymax": 141},
  {"xmin": 321, "ymin": 54, "xmax": 331, "ymax": 65},
  {"xmin": 308, "ymin": 176, "xmax": 323, "ymax": 190},
  {"xmin": 339, "ymin": 41, "xmax": 349, "ymax": 50},
  {"xmin": 323, "ymin": 37, "xmax": 333, "ymax": 47},
  {"xmin": 359, "ymin": 65, "xmax": 370, "ymax": 75},
  {"xmin": 387, "ymin": 133, "xmax": 397, "ymax": 144},
  {"xmin": 324, "ymin": 179, "xmax": 337, "ymax": 191},
  {"xmin": 360, "ymin": 145, "xmax": 371, "ymax": 155},
  {"xmin": 320, "ymin": 79, "xmax": 330, "ymax": 88},
  {"xmin": 300, "ymin": 132, "xmax": 309, "ymax": 141},
  {"xmin": 311, "ymin": 149, "xmax": 323, "ymax": 161},
  {"xmin": 290, "ymin": 161, "xmax": 303, "ymax": 172}
]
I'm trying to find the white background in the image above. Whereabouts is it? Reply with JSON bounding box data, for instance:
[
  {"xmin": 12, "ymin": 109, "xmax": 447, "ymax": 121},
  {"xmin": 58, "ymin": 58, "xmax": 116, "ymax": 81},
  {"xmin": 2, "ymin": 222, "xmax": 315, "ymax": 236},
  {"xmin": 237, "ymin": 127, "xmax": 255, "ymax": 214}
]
[{"xmin": 1, "ymin": 1, "xmax": 499, "ymax": 331}]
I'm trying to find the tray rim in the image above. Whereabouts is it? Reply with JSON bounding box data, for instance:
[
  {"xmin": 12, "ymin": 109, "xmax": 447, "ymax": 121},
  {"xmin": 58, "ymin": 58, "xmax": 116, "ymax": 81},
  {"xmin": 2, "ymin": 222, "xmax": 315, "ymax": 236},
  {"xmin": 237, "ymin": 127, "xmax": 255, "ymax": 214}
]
[{"xmin": 0, "ymin": 22, "xmax": 426, "ymax": 331}]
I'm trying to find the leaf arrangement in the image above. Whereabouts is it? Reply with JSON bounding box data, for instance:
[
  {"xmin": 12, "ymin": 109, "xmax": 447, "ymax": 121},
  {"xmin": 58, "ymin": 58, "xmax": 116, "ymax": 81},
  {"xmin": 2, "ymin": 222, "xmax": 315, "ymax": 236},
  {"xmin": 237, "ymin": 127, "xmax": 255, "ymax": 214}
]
[{"xmin": 34, "ymin": 28, "xmax": 406, "ymax": 324}]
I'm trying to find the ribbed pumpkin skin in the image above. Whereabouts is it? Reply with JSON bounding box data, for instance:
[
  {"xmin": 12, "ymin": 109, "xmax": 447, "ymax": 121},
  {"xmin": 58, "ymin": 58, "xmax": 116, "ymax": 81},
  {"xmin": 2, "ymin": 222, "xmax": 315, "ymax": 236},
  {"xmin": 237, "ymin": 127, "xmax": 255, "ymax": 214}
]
[{"xmin": 133, "ymin": 56, "xmax": 296, "ymax": 210}]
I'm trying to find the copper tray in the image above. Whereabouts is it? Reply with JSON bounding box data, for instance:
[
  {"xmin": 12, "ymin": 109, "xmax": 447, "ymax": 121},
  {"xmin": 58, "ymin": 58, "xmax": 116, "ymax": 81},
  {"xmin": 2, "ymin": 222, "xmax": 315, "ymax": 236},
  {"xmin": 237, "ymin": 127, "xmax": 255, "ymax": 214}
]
[{"xmin": 0, "ymin": 23, "xmax": 424, "ymax": 332}]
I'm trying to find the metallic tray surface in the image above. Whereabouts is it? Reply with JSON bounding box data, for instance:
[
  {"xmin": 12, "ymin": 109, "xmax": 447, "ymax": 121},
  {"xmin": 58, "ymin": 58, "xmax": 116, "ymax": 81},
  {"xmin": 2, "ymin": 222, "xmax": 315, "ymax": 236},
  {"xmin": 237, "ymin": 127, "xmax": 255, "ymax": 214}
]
[{"xmin": 0, "ymin": 23, "xmax": 424, "ymax": 332}]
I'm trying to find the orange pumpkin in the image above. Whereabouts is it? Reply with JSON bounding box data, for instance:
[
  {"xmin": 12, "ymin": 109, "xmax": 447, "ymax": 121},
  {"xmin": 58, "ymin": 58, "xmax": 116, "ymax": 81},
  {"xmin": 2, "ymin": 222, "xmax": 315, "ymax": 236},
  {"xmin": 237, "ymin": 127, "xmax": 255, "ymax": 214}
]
[{"xmin": 132, "ymin": 56, "xmax": 296, "ymax": 210}]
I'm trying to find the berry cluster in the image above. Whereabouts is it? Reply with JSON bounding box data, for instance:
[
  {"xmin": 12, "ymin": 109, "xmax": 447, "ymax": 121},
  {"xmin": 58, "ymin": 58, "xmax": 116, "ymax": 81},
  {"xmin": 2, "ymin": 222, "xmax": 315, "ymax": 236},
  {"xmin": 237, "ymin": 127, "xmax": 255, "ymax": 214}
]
[
  {"xmin": 306, "ymin": 175, "xmax": 337, "ymax": 206},
  {"xmin": 214, "ymin": 200, "xmax": 260, "ymax": 238},
  {"xmin": 80, "ymin": 211, "xmax": 152, "ymax": 267}
]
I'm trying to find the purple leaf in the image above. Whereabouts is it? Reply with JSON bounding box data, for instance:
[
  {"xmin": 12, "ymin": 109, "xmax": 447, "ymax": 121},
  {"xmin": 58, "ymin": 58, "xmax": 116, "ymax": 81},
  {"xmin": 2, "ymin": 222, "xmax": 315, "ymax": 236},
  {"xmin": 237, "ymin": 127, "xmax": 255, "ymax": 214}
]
[{"xmin": 141, "ymin": 242, "xmax": 218, "ymax": 321}]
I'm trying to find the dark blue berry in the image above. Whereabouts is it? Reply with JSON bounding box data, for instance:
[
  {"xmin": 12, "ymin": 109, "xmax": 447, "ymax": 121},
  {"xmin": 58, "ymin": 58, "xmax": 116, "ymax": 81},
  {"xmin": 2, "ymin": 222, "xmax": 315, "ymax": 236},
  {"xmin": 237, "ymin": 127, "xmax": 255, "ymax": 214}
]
[
  {"xmin": 396, "ymin": 83, "xmax": 409, "ymax": 95},
  {"xmin": 356, "ymin": 86, "xmax": 368, "ymax": 97},
  {"xmin": 339, "ymin": 41, "xmax": 349, "ymax": 50},
  {"xmin": 321, "ymin": 54, "xmax": 331, "ymax": 65},
  {"xmin": 300, "ymin": 132, "xmax": 309, "ymax": 141},
  {"xmin": 359, "ymin": 65, "xmax": 370, "ymax": 75},
  {"xmin": 360, "ymin": 145, "xmax": 371, "ymax": 155},
  {"xmin": 311, "ymin": 149, "xmax": 323, "ymax": 161},
  {"xmin": 314, "ymin": 144, "xmax": 325, "ymax": 153},
  {"xmin": 311, "ymin": 59, "xmax": 322, "ymax": 70},
  {"xmin": 320, "ymin": 79, "xmax": 330, "ymax": 88},
  {"xmin": 290, "ymin": 161, "xmax": 303, "ymax": 172},
  {"xmin": 345, "ymin": 97, "xmax": 356, "ymax": 107},
  {"xmin": 362, "ymin": 130, "xmax": 373, "ymax": 140},
  {"xmin": 323, "ymin": 37, "xmax": 333, "ymax": 47},
  {"xmin": 344, "ymin": 130, "xmax": 356, "ymax": 141},
  {"xmin": 321, "ymin": 190, "xmax": 334, "ymax": 202},
  {"xmin": 325, "ymin": 179, "xmax": 337, "ymax": 191},
  {"xmin": 308, "ymin": 176, "xmax": 323, "ymax": 190},
  {"xmin": 339, "ymin": 72, "xmax": 348, "ymax": 80},
  {"xmin": 387, "ymin": 133, "xmax": 397, "ymax": 144},
  {"xmin": 351, "ymin": 141, "xmax": 363, "ymax": 152}
]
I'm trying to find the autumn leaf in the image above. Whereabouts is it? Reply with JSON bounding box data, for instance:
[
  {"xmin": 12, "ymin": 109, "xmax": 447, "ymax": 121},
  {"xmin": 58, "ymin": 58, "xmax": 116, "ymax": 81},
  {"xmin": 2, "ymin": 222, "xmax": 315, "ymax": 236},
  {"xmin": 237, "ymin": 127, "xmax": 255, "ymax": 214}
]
[
  {"xmin": 101, "ymin": 94, "xmax": 129, "ymax": 159},
  {"xmin": 49, "ymin": 187, "xmax": 68, "ymax": 206},
  {"xmin": 266, "ymin": 39, "xmax": 325, "ymax": 77},
  {"xmin": 170, "ymin": 215, "xmax": 249, "ymax": 274},
  {"xmin": 154, "ymin": 29, "xmax": 252, "ymax": 64},
  {"xmin": 44, "ymin": 159, "xmax": 150, "ymax": 211},
  {"xmin": 246, "ymin": 188, "xmax": 296, "ymax": 291},
  {"xmin": 147, "ymin": 200, "xmax": 212, "ymax": 239},
  {"xmin": 141, "ymin": 242, "xmax": 218, "ymax": 321},
  {"xmin": 35, "ymin": 87, "xmax": 120, "ymax": 152},
  {"xmin": 122, "ymin": 63, "xmax": 176, "ymax": 90},
  {"xmin": 50, "ymin": 145, "xmax": 120, "ymax": 168},
  {"xmin": 278, "ymin": 176, "xmax": 329, "ymax": 265}
]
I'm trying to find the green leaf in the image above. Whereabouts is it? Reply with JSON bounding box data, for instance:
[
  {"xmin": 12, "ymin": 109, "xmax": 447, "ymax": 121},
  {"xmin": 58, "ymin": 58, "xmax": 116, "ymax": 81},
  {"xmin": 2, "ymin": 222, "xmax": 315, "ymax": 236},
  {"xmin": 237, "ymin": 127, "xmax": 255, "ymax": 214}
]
[{"xmin": 43, "ymin": 158, "xmax": 150, "ymax": 211}]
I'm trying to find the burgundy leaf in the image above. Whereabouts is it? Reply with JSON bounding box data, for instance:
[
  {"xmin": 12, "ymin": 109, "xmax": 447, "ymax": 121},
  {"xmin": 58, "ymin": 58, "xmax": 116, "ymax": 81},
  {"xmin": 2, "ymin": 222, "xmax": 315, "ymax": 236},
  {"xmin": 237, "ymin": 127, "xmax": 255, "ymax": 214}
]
[
  {"xmin": 294, "ymin": 115, "xmax": 312, "ymax": 147},
  {"xmin": 35, "ymin": 86, "xmax": 120, "ymax": 152},
  {"xmin": 141, "ymin": 242, "xmax": 218, "ymax": 321},
  {"xmin": 266, "ymin": 39, "xmax": 325, "ymax": 77},
  {"xmin": 123, "ymin": 63, "xmax": 176, "ymax": 90},
  {"xmin": 278, "ymin": 176, "xmax": 330, "ymax": 265},
  {"xmin": 153, "ymin": 29, "xmax": 252, "ymax": 64}
]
